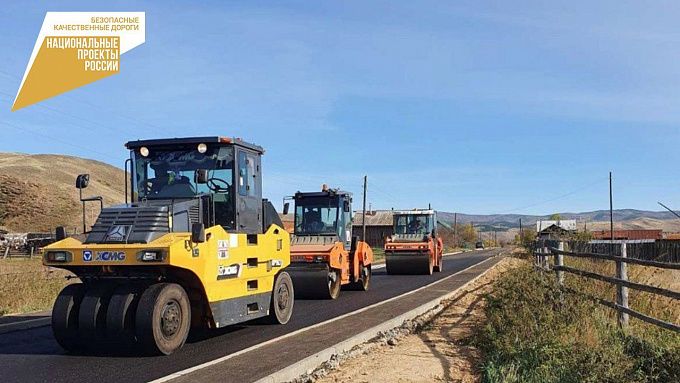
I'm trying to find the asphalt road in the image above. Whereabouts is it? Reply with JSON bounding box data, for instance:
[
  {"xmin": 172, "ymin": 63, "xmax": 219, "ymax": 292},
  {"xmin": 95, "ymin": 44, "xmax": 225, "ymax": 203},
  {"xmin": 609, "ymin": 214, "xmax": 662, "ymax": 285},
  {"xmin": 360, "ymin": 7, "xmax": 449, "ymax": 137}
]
[{"xmin": 0, "ymin": 249, "xmax": 500, "ymax": 383}]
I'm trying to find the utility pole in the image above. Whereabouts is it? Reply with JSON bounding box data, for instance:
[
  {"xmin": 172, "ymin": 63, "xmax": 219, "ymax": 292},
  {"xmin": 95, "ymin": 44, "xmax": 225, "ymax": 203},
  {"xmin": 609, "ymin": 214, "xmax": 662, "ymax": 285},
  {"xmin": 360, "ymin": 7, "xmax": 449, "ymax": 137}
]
[
  {"xmin": 453, "ymin": 213, "xmax": 457, "ymax": 246},
  {"xmin": 362, "ymin": 175, "xmax": 367, "ymax": 242},
  {"xmin": 519, "ymin": 218, "xmax": 523, "ymax": 242}
]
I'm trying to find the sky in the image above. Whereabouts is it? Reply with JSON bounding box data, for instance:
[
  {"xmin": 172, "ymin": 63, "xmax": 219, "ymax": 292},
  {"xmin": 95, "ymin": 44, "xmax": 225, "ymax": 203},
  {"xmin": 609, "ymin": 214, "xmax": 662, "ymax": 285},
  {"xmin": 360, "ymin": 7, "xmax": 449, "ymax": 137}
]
[{"xmin": 1, "ymin": 1, "xmax": 680, "ymax": 215}]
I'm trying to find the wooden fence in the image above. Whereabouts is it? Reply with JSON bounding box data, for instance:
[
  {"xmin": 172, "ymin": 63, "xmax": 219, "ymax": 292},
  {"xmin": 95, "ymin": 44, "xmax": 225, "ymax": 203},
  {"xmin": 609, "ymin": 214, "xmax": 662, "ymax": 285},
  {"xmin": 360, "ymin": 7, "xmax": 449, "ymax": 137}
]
[
  {"xmin": 534, "ymin": 241, "xmax": 680, "ymax": 332},
  {"xmin": 567, "ymin": 240, "xmax": 680, "ymax": 263}
]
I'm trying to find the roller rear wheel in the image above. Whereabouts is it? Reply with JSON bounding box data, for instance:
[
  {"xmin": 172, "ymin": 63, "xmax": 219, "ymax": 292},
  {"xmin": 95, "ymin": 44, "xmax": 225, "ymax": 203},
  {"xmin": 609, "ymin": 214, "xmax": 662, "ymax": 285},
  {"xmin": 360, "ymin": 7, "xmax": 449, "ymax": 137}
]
[
  {"xmin": 347, "ymin": 264, "xmax": 371, "ymax": 291},
  {"xmin": 433, "ymin": 255, "xmax": 443, "ymax": 272},
  {"xmin": 328, "ymin": 269, "xmax": 341, "ymax": 299},
  {"xmin": 135, "ymin": 283, "xmax": 191, "ymax": 355},
  {"xmin": 52, "ymin": 284, "xmax": 86, "ymax": 353},
  {"xmin": 79, "ymin": 283, "xmax": 116, "ymax": 346},
  {"xmin": 267, "ymin": 272, "xmax": 294, "ymax": 324},
  {"xmin": 107, "ymin": 284, "xmax": 143, "ymax": 347}
]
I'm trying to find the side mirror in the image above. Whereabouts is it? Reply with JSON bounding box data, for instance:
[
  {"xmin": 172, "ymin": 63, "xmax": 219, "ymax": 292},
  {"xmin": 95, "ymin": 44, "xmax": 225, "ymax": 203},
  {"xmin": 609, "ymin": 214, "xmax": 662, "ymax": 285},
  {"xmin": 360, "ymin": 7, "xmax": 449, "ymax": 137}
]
[
  {"xmin": 195, "ymin": 169, "xmax": 208, "ymax": 184},
  {"xmin": 343, "ymin": 200, "xmax": 350, "ymax": 212},
  {"xmin": 75, "ymin": 174, "xmax": 90, "ymax": 189},
  {"xmin": 55, "ymin": 226, "xmax": 66, "ymax": 241},
  {"xmin": 191, "ymin": 223, "xmax": 206, "ymax": 243},
  {"xmin": 283, "ymin": 202, "xmax": 290, "ymax": 215}
]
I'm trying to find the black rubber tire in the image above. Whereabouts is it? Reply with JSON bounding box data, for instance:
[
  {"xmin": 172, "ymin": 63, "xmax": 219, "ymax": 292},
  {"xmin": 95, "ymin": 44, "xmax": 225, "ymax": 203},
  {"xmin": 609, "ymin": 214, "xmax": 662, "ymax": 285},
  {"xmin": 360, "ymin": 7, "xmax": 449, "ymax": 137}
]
[
  {"xmin": 135, "ymin": 283, "xmax": 191, "ymax": 355},
  {"xmin": 267, "ymin": 271, "xmax": 294, "ymax": 324},
  {"xmin": 328, "ymin": 269, "xmax": 341, "ymax": 299},
  {"xmin": 52, "ymin": 283, "xmax": 86, "ymax": 353},
  {"xmin": 359, "ymin": 264, "xmax": 371, "ymax": 291},
  {"xmin": 433, "ymin": 256, "xmax": 443, "ymax": 272},
  {"xmin": 106, "ymin": 284, "xmax": 143, "ymax": 346},
  {"xmin": 346, "ymin": 264, "xmax": 371, "ymax": 291},
  {"xmin": 79, "ymin": 283, "xmax": 116, "ymax": 346}
]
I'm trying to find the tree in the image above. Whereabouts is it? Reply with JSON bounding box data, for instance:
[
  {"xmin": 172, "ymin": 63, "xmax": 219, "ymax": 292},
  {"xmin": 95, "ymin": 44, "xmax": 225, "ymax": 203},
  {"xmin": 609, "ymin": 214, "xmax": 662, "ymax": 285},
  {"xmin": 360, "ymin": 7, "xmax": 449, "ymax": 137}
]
[
  {"xmin": 549, "ymin": 213, "xmax": 562, "ymax": 220},
  {"xmin": 456, "ymin": 223, "xmax": 478, "ymax": 246},
  {"xmin": 515, "ymin": 229, "xmax": 536, "ymax": 249}
]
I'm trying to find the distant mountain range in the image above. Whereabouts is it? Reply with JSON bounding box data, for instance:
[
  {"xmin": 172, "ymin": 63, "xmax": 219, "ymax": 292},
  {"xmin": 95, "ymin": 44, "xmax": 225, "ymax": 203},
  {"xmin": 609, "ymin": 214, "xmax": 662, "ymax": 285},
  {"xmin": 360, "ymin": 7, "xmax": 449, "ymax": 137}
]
[
  {"xmin": 437, "ymin": 209, "xmax": 680, "ymax": 231},
  {"xmin": 2, "ymin": 152, "xmax": 678, "ymax": 236}
]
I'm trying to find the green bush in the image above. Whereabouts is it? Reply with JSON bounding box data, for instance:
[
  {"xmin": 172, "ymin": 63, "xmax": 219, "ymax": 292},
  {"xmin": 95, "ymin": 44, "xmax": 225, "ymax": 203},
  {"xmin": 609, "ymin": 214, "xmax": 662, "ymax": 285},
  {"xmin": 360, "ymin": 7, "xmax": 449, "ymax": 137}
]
[{"xmin": 475, "ymin": 265, "xmax": 680, "ymax": 383}]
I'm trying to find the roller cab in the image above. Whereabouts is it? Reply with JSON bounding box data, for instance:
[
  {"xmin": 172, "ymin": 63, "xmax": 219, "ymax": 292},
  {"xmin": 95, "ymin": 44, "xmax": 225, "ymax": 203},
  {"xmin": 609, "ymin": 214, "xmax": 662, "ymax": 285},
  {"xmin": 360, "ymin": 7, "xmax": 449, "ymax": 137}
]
[
  {"xmin": 384, "ymin": 209, "xmax": 443, "ymax": 275},
  {"xmin": 286, "ymin": 186, "xmax": 373, "ymax": 299},
  {"xmin": 43, "ymin": 136, "xmax": 294, "ymax": 355}
]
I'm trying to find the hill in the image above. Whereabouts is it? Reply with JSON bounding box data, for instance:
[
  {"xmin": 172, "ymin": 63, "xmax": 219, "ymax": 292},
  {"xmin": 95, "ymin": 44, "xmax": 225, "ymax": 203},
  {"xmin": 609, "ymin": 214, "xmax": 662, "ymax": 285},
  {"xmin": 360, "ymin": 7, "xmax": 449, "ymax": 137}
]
[
  {"xmin": 0, "ymin": 153, "xmax": 125, "ymax": 232},
  {"xmin": 438, "ymin": 209, "xmax": 680, "ymax": 230}
]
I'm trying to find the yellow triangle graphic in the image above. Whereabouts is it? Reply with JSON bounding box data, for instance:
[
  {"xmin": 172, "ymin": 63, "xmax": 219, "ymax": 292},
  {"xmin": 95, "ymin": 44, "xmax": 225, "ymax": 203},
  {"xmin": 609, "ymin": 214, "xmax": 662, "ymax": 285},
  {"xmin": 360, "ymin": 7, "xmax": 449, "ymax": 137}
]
[{"xmin": 12, "ymin": 36, "xmax": 120, "ymax": 111}]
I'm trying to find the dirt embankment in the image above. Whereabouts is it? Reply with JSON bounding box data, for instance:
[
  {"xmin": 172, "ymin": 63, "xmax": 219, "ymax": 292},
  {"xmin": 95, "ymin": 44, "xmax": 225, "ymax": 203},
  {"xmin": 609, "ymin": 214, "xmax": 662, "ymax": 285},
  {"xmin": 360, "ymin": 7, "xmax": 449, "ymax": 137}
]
[
  {"xmin": 312, "ymin": 257, "xmax": 524, "ymax": 383},
  {"xmin": 0, "ymin": 153, "xmax": 125, "ymax": 232}
]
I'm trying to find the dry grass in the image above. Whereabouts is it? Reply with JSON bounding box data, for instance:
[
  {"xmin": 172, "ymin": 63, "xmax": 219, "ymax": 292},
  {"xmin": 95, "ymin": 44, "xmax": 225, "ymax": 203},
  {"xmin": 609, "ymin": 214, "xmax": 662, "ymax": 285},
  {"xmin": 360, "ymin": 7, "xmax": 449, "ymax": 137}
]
[
  {"xmin": 0, "ymin": 258, "xmax": 71, "ymax": 315},
  {"xmin": 562, "ymin": 256, "xmax": 680, "ymax": 335},
  {"xmin": 477, "ymin": 256, "xmax": 680, "ymax": 383},
  {"xmin": 371, "ymin": 247, "xmax": 385, "ymax": 263}
]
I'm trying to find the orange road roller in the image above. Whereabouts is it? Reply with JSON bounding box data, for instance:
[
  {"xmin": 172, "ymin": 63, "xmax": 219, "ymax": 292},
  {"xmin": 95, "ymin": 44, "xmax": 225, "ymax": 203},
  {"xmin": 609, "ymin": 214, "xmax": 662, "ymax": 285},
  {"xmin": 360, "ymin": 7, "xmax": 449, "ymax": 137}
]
[
  {"xmin": 283, "ymin": 186, "xmax": 373, "ymax": 299},
  {"xmin": 384, "ymin": 209, "xmax": 443, "ymax": 275}
]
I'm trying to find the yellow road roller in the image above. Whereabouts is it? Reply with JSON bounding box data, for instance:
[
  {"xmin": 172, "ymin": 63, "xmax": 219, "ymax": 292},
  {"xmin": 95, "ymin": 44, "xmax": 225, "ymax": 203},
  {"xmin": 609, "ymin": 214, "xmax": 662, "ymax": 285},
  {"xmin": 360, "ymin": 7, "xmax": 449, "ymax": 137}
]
[{"xmin": 43, "ymin": 136, "xmax": 294, "ymax": 355}]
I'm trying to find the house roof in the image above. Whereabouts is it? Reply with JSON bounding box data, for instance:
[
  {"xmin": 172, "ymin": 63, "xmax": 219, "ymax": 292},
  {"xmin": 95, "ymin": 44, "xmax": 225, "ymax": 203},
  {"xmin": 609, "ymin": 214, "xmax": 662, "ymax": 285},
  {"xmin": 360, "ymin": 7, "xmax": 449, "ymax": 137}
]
[
  {"xmin": 536, "ymin": 220, "xmax": 577, "ymax": 232},
  {"xmin": 353, "ymin": 210, "xmax": 394, "ymax": 226}
]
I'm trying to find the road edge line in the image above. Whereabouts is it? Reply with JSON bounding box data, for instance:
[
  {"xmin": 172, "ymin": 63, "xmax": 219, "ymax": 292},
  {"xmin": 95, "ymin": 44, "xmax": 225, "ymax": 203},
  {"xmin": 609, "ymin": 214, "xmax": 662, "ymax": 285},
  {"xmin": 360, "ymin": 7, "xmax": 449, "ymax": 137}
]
[
  {"xmin": 0, "ymin": 317, "xmax": 51, "ymax": 335},
  {"xmin": 150, "ymin": 251, "xmax": 496, "ymax": 383}
]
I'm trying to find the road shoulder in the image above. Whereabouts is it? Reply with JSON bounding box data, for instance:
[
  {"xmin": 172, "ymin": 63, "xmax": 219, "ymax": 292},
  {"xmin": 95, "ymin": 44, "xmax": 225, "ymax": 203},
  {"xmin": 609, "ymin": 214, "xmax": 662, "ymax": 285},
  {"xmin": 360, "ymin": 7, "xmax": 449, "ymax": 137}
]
[{"xmin": 313, "ymin": 256, "xmax": 523, "ymax": 383}]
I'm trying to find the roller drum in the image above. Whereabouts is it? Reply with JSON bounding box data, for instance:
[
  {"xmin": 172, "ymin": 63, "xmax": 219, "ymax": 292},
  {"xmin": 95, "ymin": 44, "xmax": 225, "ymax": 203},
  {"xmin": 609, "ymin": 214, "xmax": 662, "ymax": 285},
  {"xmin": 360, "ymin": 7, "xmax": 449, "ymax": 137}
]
[
  {"xmin": 287, "ymin": 263, "xmax": 340, "ymax": 299},
  {"xmin": 385, "ymin": 253, "xmax": 432, "ymax": 275}
]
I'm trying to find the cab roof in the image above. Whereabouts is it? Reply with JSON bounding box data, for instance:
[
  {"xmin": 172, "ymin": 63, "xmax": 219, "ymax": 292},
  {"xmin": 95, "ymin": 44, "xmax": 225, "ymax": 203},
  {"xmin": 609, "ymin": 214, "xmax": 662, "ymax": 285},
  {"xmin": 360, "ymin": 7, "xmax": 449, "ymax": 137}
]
[
  {"xmin": 294, "ymin": 189, "xmax": 352, "ymax": 199},
  {"xmin": 125, "ymin": 136, "xmax": 264, "ymax": 153},
  {"xmin": 393, "ymin": 209, "xmax": 436, "ymax": 215}
]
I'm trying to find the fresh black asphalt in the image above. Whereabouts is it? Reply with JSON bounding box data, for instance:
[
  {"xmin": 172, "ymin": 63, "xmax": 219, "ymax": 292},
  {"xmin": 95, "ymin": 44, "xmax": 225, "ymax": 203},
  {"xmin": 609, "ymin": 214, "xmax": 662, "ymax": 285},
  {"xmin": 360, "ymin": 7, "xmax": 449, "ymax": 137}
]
[{"xmin": 0, "ymin": 249, "xmax": 499, "ymax": 383}]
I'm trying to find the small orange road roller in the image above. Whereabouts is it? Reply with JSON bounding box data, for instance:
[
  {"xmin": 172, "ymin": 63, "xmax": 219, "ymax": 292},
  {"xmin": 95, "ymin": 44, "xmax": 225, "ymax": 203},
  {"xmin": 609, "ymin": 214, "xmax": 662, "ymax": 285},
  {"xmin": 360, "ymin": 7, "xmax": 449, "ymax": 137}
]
[
  {"xmin": 284, "ymin": 186, "xmax": 373, "ymax": 299},
  {"xmin": 384, "ymin": 209, "xmax": 443, "ymax": 275}
]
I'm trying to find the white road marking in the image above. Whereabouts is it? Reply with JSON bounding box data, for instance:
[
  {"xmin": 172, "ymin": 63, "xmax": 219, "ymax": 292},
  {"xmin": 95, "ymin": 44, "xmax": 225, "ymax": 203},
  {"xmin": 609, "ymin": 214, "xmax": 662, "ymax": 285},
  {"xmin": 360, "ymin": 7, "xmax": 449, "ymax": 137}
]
[
  {"xmin": 150, "ymin": 250, "xmax": 494, "ymax": 383},
  {"xmin": 0, "ymin": 317, "xmax": 50, "ymax": 331}
]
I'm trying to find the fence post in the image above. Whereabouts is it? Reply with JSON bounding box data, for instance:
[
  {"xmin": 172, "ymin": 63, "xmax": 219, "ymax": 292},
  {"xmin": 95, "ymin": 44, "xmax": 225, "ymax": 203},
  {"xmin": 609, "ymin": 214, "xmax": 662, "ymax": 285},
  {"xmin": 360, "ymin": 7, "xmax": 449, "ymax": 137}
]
[
  {"xmin": 617, "ymin": 242, "xmax": 629, "ymax": 329},
  {"xmin": 555, "ymin": 242, "xmax": 564, "ymax": 286},
  {"xmin": 29, "ymin": 246, "xmax": 34, "ymax": 259},
  {"xmin": 3, "ymin": 247, "xmax": 8, "ymax": 259},
  {"xmin": 542, "ymin": 246, "xmax": 549, "ymax": 270}
]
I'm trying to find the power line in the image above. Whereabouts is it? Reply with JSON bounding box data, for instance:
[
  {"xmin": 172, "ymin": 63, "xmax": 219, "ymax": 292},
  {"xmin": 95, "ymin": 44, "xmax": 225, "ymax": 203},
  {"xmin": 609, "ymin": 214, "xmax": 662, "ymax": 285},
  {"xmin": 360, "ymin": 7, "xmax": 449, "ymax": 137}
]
[
  {"xmin": 0, "ymin": 120, "xmax": 120, "ymax": 158},
  {"xmin": 369, "ymin": 182, "xmax": 403, "ymax": 208},
  {"xmin": 497, "ymin": 177, "xmax": 608, "ymax": 214},
  {"xmin": 0, "ymin": 89, "xmax": 140, "ymax": 138},
  {"xmin": 0, "ymin": 68, "xmax": 168, "ymax": 135}
]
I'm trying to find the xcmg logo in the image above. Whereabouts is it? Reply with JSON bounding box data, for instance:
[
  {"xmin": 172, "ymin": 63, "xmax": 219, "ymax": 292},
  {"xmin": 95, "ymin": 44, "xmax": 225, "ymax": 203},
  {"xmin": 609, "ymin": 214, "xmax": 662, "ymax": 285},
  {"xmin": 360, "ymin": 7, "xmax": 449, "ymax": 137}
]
[{"xmin": 95, "ymin": 251, "xmax": 126, "ymax": 261}]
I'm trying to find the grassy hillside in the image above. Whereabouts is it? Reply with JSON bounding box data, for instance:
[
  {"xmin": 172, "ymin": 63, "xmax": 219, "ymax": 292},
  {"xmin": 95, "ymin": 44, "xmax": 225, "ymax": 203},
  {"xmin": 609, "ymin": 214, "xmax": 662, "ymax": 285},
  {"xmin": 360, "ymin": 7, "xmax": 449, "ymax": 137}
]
[{"xmin": 0, "ymin": 153, "xmax": 125, "ymax": 232}]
